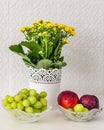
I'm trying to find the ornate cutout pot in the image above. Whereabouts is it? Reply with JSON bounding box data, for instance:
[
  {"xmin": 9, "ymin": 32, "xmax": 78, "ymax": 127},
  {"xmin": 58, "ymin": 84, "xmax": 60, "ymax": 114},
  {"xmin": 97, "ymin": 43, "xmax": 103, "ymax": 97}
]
[{"xmin": 28, "ymin": 67, "xmax": 62, "ymax": 109}]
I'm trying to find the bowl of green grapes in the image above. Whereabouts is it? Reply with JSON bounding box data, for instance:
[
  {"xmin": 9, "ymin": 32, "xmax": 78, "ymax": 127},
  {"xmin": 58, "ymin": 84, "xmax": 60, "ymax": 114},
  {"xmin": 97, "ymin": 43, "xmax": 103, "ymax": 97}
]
[{"xmin": 2, "ymin": 88, "xmax": 51, "ymax": 122}]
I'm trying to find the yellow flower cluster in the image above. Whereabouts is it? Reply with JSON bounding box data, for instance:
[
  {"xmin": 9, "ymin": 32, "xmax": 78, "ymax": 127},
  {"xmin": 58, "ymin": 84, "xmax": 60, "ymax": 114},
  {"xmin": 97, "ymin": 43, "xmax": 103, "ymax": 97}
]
[
  {"xmin": 38, "ymin": 31, "xmax": 48, "ymax": 37},
  {"xmin": 20, "ymin": 26, "xmax": 29, "ymax": 32},
  {"xmin": 20, "ymin": 20, "xmax": 76, "ymax": 36},
  {"xmin": 58, "ymin": 23, "xmax": 76, "ymax": 35},
  {"xmin": 62, "ymin": 39, "xmax": 70, "ymax": 44},
  {"xmin": 20, "ymin": 26, "xmax": 35, "ymax": 33},
  {"xmin": 64, "ymin": 26, "xmax": 76, "ymax": 36}
]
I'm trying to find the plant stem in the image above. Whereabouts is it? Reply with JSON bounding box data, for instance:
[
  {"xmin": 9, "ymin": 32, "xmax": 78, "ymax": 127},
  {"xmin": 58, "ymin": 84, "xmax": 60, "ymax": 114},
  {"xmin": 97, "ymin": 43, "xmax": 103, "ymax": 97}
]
[
  {"xmin": 45, "ymin": 41, "xmax": 48, "ymax": 59},
  {"xmin": 54, "ymin": 41, "xmax": 61, "ymax": 56}
]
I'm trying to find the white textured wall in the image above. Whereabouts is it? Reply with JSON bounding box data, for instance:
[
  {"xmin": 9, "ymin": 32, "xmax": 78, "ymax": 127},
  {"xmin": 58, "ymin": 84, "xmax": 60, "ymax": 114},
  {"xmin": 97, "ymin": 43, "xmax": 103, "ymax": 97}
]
[{"xmin": 0, "ymin": 0, "xmax": 104, "ymax": 100}]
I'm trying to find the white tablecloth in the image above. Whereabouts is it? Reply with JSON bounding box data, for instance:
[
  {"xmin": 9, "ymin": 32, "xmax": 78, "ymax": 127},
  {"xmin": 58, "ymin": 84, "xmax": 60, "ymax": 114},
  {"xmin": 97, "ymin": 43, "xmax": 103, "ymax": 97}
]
[{"xmin": 0, "ymin": 108, "xmax": 104, "ymax": 130}]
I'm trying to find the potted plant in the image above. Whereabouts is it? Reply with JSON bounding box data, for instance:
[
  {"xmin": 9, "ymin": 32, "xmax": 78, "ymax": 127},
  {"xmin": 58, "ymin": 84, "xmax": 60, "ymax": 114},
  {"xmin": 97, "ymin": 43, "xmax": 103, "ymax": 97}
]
[{"xmin": 9, "ymin": 20, "xmax": 76, "ymax": 108}]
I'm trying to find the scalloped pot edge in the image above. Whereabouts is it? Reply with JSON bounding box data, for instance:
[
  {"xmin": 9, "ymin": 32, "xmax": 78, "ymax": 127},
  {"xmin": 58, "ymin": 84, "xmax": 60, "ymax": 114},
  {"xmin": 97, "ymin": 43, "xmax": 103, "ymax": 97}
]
[{"xmin": 28, "ymin": 67, "xmax": 62, "ymax": 84}]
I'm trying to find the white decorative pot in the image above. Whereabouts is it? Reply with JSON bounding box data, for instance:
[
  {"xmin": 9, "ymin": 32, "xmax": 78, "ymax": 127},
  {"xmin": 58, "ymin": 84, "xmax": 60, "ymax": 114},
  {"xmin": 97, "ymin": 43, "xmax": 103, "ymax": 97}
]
[{"xmin": 28, "ymin": 67, "xmax": 62, "ymax": 109}]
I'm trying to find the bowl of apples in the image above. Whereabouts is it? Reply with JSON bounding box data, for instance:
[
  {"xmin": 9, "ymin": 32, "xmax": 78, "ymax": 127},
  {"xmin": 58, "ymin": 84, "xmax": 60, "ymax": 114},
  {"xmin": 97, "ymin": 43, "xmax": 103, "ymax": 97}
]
[
  {"xmin": 57, "ymin": 90, "xmax": 103, "ymax": 122},
  {"xmin": 2, "ymin": 88, "xmax": 51, "ymax": 123}
]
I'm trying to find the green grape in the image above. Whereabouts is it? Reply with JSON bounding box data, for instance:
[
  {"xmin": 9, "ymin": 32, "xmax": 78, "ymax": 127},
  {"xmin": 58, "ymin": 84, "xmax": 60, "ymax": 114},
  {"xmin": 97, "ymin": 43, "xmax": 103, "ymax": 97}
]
[
  {"xmin": 7, "ymin": 96, "xmax": 14, "ymax": 103},
  {"xmin": 6, "ymin": 103, "xmax": 13, "ymax": 110},
  {"xmin": 36, "ymin": 93, "xmax": 40, "ymax": 100},
  {"xmin": 17, "ymin": 101, "xmax": 24, "ymax": 110},
  {"xmin": 14, "ymin": 95, "xmax": 22, "ymax": 102},
  {"xmin": 28, "ymin": 96, "xmax": 37, "ymax": 105},
  {"xmin": 34, "ymin": 101, "xmax": 42, "ymax": 109},
  {"xmin": 5, "ymin": 95, "xmax": 10, "ymax": 99},
  {"xmin": 73, "ymin": 104, "xmax": 84, "ymax": 112},
  {"xmin": 40, "ymin": 98, "xmax": 47, "ymax": 106},
  {"xmin": 29, "ymin": 89, "xmax": 37, "ymax": 96},
  {"xmin": 20, "ymin": 88, "xmax": 29, "ymax": 94},
  {"xmin": 23, "ymin": 99, "xmax": 30, "ymax": 107},
  {"xmin": 39, "ymin": 91, "xmax": 47, "ymax": 98},
  {"xmin": 19, "ymin": 93, "xmax": 28, "ymax": 99},
  {"xmin": 83, "ymin": 107, "xmax": 89, "ymax": 112},
  {"xmin": 25, "ymin": 107, "xmax": 34, "ymax": 114},
  {"xmin": 33, "ymin": 108, "xmax": 42, "ymax": 113},
  {"xmin": 11, "ymin": 101, "xmax": 17, "ymax": 109},
  {"xmin": 41, "ymin": 105, "xmax": 47, "ymax": 111},
  {"xmin": 3, "ymin": 98, "xmax": 8, "ymax": 106},
  {"xmin": 20, "ymin": 88, "xmax": 29, "ymax": 97},
  {"xmin": 68, "ymin": 108, "xmax": 73, "ymax": 111}
]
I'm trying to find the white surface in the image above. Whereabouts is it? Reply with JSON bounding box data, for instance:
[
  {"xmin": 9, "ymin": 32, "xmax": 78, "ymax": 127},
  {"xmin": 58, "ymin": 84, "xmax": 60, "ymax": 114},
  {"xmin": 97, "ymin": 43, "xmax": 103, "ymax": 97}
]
[{"xmin": 0, "ymin": 108, "xmax": 104, "ymax": 130}]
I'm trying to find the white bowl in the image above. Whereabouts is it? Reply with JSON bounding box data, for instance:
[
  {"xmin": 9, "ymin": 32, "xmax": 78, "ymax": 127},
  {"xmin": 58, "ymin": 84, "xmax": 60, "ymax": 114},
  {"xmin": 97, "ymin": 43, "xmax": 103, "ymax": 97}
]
[
  {"xmin": 58, "ymin": 105, "xmax": 103, "ymax": 122},
  {"xmin": 4, "ymin": 106, "xmax": 52, "ymax": 123}
]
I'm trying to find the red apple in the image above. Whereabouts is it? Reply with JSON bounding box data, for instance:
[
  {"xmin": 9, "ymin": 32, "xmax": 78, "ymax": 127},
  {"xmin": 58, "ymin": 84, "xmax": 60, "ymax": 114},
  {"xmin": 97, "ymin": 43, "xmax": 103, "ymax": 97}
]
[
  {"xmin": 79, "ymin": 94, "xmax": 99, "ymax": 110},
  {"xmin": 57, "ymin": 90, "xmax": 79, "ymax": 109}
]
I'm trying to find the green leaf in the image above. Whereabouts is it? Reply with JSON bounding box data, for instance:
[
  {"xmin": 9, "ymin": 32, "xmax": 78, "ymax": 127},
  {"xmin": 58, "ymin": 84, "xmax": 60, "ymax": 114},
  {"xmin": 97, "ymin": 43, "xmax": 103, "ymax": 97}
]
[
  {"xmin": 9, "ymin": 44, "xmax": 24, "ymax": 55},
  {"xmin": 27, "ymin": 50, "xmax": 39, "ymax": 61},
  {"xmin": 21, "ymin": 41, "xmax": 42, "ymax": 61},
  {"xmin": 51, "ymin": 61, "xmax": 67, "ymax": 69},
  {"xmin": 37, "ymin": 59, "xmax": 52, "ymax": 69},
  {"xmin": 9, "ymin": 44, "xmax": 36, "ymax": 68},
  {"xmin": 22, "ymin": 57, "xmax": 36, "ymax": 68},
  {"xmin": 21, "ymin": 41, "xmax": 41, "ymax": 51}
]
